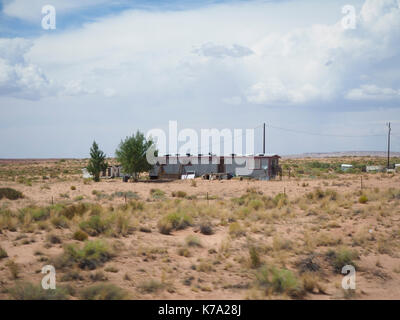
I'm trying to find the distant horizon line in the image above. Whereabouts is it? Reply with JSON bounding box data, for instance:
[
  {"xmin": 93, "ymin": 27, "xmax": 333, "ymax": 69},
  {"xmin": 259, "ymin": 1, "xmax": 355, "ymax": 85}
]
[{"xmin": 1, "ymin": 150, "xmax": 399, "ymax": 161}]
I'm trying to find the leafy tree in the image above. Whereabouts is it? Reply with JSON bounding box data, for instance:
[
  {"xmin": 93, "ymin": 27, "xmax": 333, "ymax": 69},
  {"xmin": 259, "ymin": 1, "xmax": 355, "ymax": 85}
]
[
  {"xmin": 115, "ymin": 131, "xmax": 156, "ymax": 181},
  {"xmin": 87, "ymin": 141, "xmax": 108, "ymax": 182}
]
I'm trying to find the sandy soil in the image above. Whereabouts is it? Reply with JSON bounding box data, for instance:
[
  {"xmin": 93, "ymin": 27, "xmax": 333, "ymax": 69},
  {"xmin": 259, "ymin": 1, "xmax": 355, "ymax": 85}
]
[{"xmin": 0, "ymin": 159, "xmax": 400, "ymax": 300}]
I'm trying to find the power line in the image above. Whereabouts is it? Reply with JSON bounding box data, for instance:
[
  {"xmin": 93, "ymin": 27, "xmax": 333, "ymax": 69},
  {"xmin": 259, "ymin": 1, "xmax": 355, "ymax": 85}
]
[{"xmin": 268, "ymin": 124, "xmax": 387, "ymax": 138}]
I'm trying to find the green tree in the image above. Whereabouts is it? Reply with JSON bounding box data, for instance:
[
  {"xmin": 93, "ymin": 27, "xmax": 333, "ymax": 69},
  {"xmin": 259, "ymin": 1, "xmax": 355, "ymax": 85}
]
[
  {"xmin": 87, "ymin": 141, "xmax": 108, "ymax": 182},
  {"xmin": 115, "ymin": 131, "xmax": 156, "ymax": 181}
]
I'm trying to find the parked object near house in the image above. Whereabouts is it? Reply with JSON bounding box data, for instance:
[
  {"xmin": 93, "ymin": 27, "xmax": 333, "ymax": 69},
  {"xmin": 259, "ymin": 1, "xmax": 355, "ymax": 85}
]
[
  {"xmin": 366, "ymin": 165, "xmax": 385, "ymax": 173},
  {"xmin": 101, "ymin": 165, "xmax": 124, "ymax": 178},
  {"xmin": 181, "ymin": 171, "xmax": 195, "ymax": 180},
  {"xmin": 341, "ymin": 164, "xmax": 353, "ymax": 171},
  {"xmin": 149, "ymin": 154, "xmax": 281, "ymax": 180},
  {"xmin": 82, "ymin": 168, "xmax": 93, "ymax": 179}
]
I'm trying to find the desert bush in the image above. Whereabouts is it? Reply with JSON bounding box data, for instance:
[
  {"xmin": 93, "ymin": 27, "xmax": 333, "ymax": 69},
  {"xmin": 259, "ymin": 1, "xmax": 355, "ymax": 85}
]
[
  {"xmin": 51, "ymin": 215, "xmax": 69, "ymax": 229},
  {"xmin": 61, "ymin": 271, "xmax": 84, "ymax": 282},
  {"xmin": 7, "ymin": 260, "xmax": 20, "ymax": 279},
  {"xmin": 0, "ymin": 246, "xmax": 8, "ymax": 259},
  {"xmin": 70, "ymin": 186, "xmax": 76, "ymax": 191},
  {"xmin": 358, "ymin": 195, "xmax": 368, "ymax": 204},
  {"xmin": 256, "ymin": 266, "xmax": 304, "ymax": 298},
  {"xmin": 185, "ymin": 235, "xmax": 202, "ymax": 247},
  {"xmin": 56, "ymin": 240, "xmax": 112, "ymax": 270},
  {"xmin": 110, "ymin": 191, "xmax": 139, "ymax": 200},
  {"xmin": 129, "ymin": 200, "xmax": 144, "ymax": 211},
  {"xmin": 326, "ymin": 247, "xmax": 358, "ymax": 273},
  {"xmin": 60, "ymin": 203, "xmax": 88, "ymax": 219},
  {"xmin": 80, "ymin": 284, "xmax": 128, "ymax": 300},
  {"xmin": 229, "ymin": 222, "xmax": 246, "ymax": 238},
  {"xmin": 199, "ymin": 220, "xmax": 214, "ymax": 235},
  {"xmin": 158, "ymin": 211, "xmax": 192, "ymax": 234},
  {"xmin": 273, "ymin": 193, "xmax": 288, "ymax": 208},
  {"xmin": 104, "ymin": 266, "xmax": 119, "ymax": 273},
  {"xmin": 177, "ymin": 247, "xmax": 191, "ymax": 257},
  {"xmin": 73, "ymin": 230, "xmax": 89, "ymax": 241},
  {"xmin": 79, "ymin": 215, "xmax": 110, "ymax": 236},
  {"xmin": 306, "ymin": 188, "xmax": 337, "ymax": 201},
  {"xmin": 137, "ymin": 279, "xmax": 164, "ymax": 293},
  {"xmin": 89, "ymin": 271, "xmax": 108, "ymax": 282},
  {"xmin": 249, "ymin": 246, "xmax": 261, "ymax": 268},
  {"xmin": 172, "ymin": 190, "xmax": 187, "ymax": 198},
  {"xmin": 9, "ymin": 282, "xmax": 69, "ymax": 300},
  {"xmin": 47, "ymin": 233, "xmax": 62, "ymax": 244},
  {"xmin": 150, "ymin": 189, "xmax": 165, "ymax": 199},
  {"xmin": 0, "ymin": 188, "xmax": 23, "ymax": 200},
  {"xmin": 109, "ymin": 211, "xmax": 132, "ymax": 236},
  {"xmin": 19, "ymin": 206, "xmax": 50, "ymax": 222},
  {"xmin": 0, "ymin": 209, "xmax": 18, "ymax": 231}
]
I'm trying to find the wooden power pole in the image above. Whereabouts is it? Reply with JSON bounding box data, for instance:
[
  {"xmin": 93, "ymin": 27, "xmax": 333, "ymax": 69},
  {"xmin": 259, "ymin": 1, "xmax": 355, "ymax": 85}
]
[{"xmin": 387, "ymin": 122, "xmax": 391, "ymax": 169}]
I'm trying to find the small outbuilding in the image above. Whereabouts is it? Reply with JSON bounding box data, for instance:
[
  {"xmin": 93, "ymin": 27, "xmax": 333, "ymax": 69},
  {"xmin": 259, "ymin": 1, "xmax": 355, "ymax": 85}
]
[{"xmin": 341, "ymin": 164, "xmax": 353, "ymax": 172}]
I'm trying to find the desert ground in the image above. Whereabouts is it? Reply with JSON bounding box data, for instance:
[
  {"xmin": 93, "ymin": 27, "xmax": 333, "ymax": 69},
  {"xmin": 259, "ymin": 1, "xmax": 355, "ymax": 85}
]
[{"xmin": 0, "ymin": 157, "xmax": 400, "ymax": 300}]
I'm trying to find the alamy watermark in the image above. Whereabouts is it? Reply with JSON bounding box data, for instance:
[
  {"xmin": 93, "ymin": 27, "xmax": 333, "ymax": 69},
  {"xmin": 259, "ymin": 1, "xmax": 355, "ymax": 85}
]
[
  {"xmin": 41, "ymin": 265, "xmax": 56, "ymax": 290},
  {"xmin": 341, "ymin": 265, "xmax": 356, "ymax": 290},
  {"xmin": 145, "ymin": 121, "xmax": 256, "ymax": 166},
  {"xmin": 41, "ymin": 5, "xmax": 56, "ymax": 30}
]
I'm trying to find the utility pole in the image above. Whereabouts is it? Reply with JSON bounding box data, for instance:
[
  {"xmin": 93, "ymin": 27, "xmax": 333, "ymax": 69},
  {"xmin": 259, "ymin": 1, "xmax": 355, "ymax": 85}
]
[
  {"xmin": 263, "ymin": 123, "xmax": 266, "ymax": 155},
  {"xmin": 387, "ymin": 122, "xmax": 391, "ymax": 169}
]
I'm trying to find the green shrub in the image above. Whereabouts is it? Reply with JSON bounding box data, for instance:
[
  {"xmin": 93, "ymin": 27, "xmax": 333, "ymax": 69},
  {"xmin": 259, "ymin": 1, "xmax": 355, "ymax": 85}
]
[
  {"xmin": 73, "ymin": 230, "xmax": 89, "ymax": 241},
  {"xmin": 0, "ymin": 246, "xmax": 8, "ymax": 259},
  {"xmin": 256, "ymin": 266, "xmax": 303, "ymax": 298},
  {"xmin": 7, "ymin": 260, "xmax": 20, "ymax": 279},
  {"xmin": 229, "ymin": 222, "xmax": 245, "ymax": 238},
  {"xmin": 79, "ymin": 215, "xmax": 110, "ymax": 236},
  {"xmin": 70, "ymin": 186, "xmax": 76, "ymax": 191},
  {"xmin": 80, "ymin": 284, "xmax": 128, "ymax": 300},
  {"xmin": 172, "ymin": 191, "xmax": 187, "ymax": 198},
  {"xmin": 60, "ymin": 203, "xmax": 88, "ymax": 219},
  {"xmin": 150, "ymin": 189, "xmax": 165, "ymax": 199},
  {"xmin": 111, "ymin": 191, "xmax": 139, "ymax": 200},
  {"xmin": 158, "ymin": 211, "xmax": 192, "ymax": 234},
  {"xmin": 137, "ymin": 279, "xmax": 164, "ymax": 293},
  {"xmin": 185, "ymin": 235, "xmax": 202, "ymax": 247},
  {"xmin": 51, "ymin": 215, "xmax": 69, "ymax": 229},
  {"xmin": 9, "ymin": 282, "xmax": 69, "ymax": 300},
  {"xmin": 199, "ymin": 220, "xmax": 213, "ymax": 235},
  {"xmin": 0, "ymin": 188, "xmax": 23, "ymax": 200},
  {"xmin": 47, "ymin": 234, "xmax": 62, "ymax": 244},
  {"xmin": 57, "ymin": 240, "xmax": 112, "ymax": 270},
  {"xmin": 326, "ymin": 247, "xmax": 358, "ymax": 273},
  {"xmin": 358, "ymin": 195, "xmax": 368, "ymax": 204},
  {"xmin": 249, "ymin": 246, "xmax": 261, "ymax": 268}
]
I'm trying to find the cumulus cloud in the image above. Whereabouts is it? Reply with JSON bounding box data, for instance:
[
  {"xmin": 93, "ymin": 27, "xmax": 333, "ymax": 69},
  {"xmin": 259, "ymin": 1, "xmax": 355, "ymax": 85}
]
[
  {"xmin": 194, "ymin": 42, "xmax": 254, "ymax": 58},
  {"xmin": 0, "ymin": 38, "xmax": 97, "ymax": 100},
  {"xmin": 2, "ymin": 0, "xmax": 400, "ymax": 108},
  {"xmin": 346, "ymin": 84, "xmax": 400, "ymax": 100},
  {"xmin": 0, "ymin": 38, "xmax": 52, "ymax": 99}
]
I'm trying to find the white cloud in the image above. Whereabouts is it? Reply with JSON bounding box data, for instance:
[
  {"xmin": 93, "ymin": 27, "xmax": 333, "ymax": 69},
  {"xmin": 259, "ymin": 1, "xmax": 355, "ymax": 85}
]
[
  {"xmin": 194, "ymin": 43, "xmax": 254, "ymax": 58},
  {"xmin": 346, "ymin": 84, "xmax": 400, "ymax": 100},
  {"xmin": 3, "ymin": 0, "xmax": 400, "ymax": 107},
  {"xmin": 0, "ymin": 38, "xmax": 52, "ymax": 99}
]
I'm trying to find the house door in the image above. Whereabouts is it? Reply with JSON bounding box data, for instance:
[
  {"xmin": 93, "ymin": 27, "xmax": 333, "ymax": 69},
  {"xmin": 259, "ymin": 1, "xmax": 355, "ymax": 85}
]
[{"xmin": 218, "ymin": 157, "xmax": 225, "ymax": 173}]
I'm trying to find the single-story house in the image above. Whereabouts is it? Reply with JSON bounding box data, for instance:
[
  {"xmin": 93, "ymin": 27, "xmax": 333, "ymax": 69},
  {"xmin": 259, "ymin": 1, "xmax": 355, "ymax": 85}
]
[{"xmin": 149, "ymin": 154, "xmax": 281, "ymax": 180}]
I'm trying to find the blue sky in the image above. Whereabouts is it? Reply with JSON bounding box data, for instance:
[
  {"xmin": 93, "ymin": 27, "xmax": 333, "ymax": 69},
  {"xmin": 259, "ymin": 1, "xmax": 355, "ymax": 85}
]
[{"xmin": 0, "ymin": 0, "xmax": 399, "ymax": 158}]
